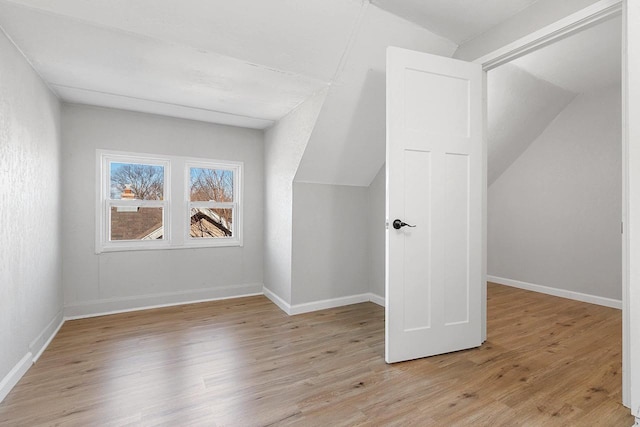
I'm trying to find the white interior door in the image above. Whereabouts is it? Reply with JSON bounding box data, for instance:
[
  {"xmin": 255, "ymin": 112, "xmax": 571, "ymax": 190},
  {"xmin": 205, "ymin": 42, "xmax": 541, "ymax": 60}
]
[{"xmin": 385, "ymin": 47, "xmax": 484, "ymax": 363}]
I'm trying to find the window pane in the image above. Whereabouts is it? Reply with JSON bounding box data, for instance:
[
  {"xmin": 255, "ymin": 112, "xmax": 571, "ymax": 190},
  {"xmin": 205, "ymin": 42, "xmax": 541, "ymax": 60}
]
[
  {"xmin": 190, "ymin": 167, "xmax": 233, "ymax": 202},
  {"xmin": 190, "ymin": 208, "xmax": 232, "ymax": 238},
  {"xmin": 110, "ymin": 207, "xmax": 164, "ymax": 241},
  {"xmin": 110, "ymin": 162, "xmax": 164, "ymax": 200}
]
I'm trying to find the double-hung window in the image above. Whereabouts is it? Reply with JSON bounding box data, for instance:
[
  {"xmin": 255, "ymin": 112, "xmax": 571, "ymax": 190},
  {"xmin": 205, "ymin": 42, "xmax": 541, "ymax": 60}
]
[
  {"xmin": 98, "ymin": 153, "xmax": 170, "ymax": 251},
  {"xmin": 97, "ymin": 150, "xmax": 242, "ymax": 252},
  {"xmin": 186, "ymin": 161, "xmax": 242, "ymax": 246}
]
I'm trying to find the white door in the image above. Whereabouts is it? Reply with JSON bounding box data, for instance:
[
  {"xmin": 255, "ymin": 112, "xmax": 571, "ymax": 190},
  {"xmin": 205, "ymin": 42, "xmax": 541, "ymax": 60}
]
[{"xmin": 385, "ymin": 47, "xmax": 484, "ymax": 363}]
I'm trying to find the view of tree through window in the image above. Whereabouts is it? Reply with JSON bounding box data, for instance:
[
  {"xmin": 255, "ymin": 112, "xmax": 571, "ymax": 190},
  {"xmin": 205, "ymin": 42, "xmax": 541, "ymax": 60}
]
[
  {"xmin": 110, "ymin": 162, "xmax": 164, "ymax": 200},
  {"xmin": 190, "ymin": 168, "xmax": 233, "ymax": 202},
  {"xmin": 190, "ymin": 167, "xmax": 234, "ymax": 238}
]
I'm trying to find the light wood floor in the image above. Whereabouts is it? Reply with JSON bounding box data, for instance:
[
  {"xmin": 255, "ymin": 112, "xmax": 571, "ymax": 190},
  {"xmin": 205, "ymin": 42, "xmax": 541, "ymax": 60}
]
[{"xmin": 0, "ymin": 283, "xmax": 632, "ymax": 426}]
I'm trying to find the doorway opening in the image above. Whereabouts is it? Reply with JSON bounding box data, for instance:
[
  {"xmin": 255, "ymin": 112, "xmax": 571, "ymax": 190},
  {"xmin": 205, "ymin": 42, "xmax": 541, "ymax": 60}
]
[
  {"xmin": 384, "ymin": 0, "xmax": 631, "ymax": 418},
  {"xmin": 485, "ymin": 10, "xmax": 624, "ymax": 411}
]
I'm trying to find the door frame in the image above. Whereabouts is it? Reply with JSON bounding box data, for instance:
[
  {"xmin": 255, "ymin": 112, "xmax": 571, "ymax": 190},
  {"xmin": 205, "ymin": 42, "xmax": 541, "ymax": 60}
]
[{"xmin": 470, "ymin": 0, "xmax": 632, "ymax": 409}]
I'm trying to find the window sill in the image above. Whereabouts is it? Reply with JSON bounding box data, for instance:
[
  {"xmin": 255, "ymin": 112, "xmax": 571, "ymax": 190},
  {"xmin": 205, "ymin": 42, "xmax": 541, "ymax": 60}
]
[{"xmin": 96, "ymin": 240, "xmax": 243, "ymax": 254}]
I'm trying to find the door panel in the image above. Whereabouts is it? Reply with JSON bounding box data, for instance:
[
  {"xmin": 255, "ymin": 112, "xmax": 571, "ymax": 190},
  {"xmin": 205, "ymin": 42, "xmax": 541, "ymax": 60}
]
[
  {"xmin": 403, "ymin": 149, "xmax": 432, "ymax": 331},
  {"xmin": 404, "ymin": 69, "xmax": 470, "ymax": 137},
  {"xmin": 444, "ymin": 153, "xmax": 470, "ymax": 326}
]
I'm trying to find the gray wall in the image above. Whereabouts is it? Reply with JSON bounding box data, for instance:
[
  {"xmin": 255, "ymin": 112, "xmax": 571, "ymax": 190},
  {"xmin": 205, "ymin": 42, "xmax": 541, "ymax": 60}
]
[
  {"xmin": 263, "ymin": 90, "xmax": 326, "ymax": 304},
  {"xmin": 291, "ymin": 182, "xmax": 369, "ymax": 305},
  {"xmin": 61, "ymin": 104, "xmax": 264, "ymax": 316},
  {"xmin": 289, "ymin": 166, "xmax": 387, "ymax": 305},
  {"xmin": 488, "ymin": 84, "xmax": 622, "ymax": 300},
  {"xmin": 367, "ymin": 165, "xmax": 386, "ymax": 299},
  {"xmin": 0, "ymin": 29, "xmax": 62, "ymax": 399},
  {"xmin": 487, "ymin": 64, "xmax": 575, "ymax": 185}
]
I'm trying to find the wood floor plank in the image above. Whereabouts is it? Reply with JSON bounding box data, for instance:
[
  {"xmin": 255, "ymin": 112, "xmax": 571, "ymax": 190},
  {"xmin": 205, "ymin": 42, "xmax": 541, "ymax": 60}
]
[{"xmin": 0, "ymin": 283, "xmax": 633, "ymax": 426}]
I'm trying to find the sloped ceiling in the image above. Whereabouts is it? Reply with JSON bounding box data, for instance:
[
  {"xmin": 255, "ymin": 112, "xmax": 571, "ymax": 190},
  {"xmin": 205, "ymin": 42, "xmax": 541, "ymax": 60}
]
[
  {"xmin": 0, "ymin": 0, "xmax": 363, "ymax": 129},
  {"xmin": 295, "ymin": 4, "xmax": 456, "ymax": 186},
  {"xmin": 511, "ymin": 15, "xmax": 621, "ymax": 94},
  {"xmin": 487, "ymin": 15, "xmax": 621, "ymax": 185},
  {"xmin": 371, "ymin": 0, "xmax": 540, "ymax": 44},
  {"xmin": 0, "ymin": 0, "xmax": 621, "ymax": 188},
  {"xmin": 487, "ymin": 64, "xmax": 575, "ymax": 185},
  {"xmin": 0, "ymin": 0, "xmax": 457, "ymax": 186}
]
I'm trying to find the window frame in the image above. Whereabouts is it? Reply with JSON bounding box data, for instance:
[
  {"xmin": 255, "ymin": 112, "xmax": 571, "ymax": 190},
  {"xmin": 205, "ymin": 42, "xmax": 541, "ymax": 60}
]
[
  {"xmin": 97, "ymin": 151, "xmax": 171, "ymax": 253},
  {"xmin": 184, "ymin": 159, "xmax": 243, "ymax": 248},
  {"xmin": 96, "ymin": 150, "xmax": 243, "ymax": 253}
]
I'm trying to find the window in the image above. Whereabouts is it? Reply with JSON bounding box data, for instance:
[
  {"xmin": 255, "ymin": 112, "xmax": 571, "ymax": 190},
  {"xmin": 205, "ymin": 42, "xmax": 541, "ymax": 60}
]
[
  {"xmin": 187, "ymin": 162, "xmax": 241, "ymax": 244},
  {"xmin": 97, "ymin": 150, "xmax": 243, "ymax": 252}
]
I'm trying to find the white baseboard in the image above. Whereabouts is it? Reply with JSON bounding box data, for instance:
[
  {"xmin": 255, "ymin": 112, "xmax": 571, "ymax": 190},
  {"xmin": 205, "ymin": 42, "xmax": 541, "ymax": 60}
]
[
  {"xmin": 262, "ymin": 287, "xmax": 386, "ymax": 315},
  {"xmin": 289, "ymin": 293, "xmax": 372, "ymax": 315},
  {"xmin": 64, "ymin": 283, "xmax": 264, "ymax": 319},
  {"xmin": 30, "ymin": 310, "xmax": 64, "ymax": 363},
  {"xmin": 0, "ymin": 352, "xmax": 32, "ymax": 403},
  {"xmin": 488, "ymin": 275, "xmax": 622, "ymax": 309},
  {"xmin": 262, "ymin": 286, "xmax": 292, "ymax": 315},
  {"xmin": 368, "ymin": 293, "xmax": 385, "ymax": 307},
  {"xmin": 1, "ymin": 309, "xmax": 66, "ymax": 403}
]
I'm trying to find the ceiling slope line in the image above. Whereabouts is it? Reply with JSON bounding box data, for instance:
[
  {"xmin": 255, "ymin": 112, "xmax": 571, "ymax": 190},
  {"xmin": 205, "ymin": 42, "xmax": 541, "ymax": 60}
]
[
  {"xmin": 330, "ymin": 0, "xmax": 370, "ymax": 85},
  {"xmin": 0, "ymin": 0, "xmax": 327, "ymax": 86},
  {"xmin": 282, "ymin": 85, "xmax": 332, "ymax": 127},
  {"xmin": 509, "ymin": 62, "xmax": 579, "ymax": 97},
  {"xmin": 52, "ymin": 83, "xmax": 275, "ymax": 125},
  {"xmin": 0, "ymin": 18, "xmax": 59, "ymax": 99},
  {"xmin": 488, "ymin": 87, "xmax": 576, "ymax": 186},
  {"xmin": 456, "ymin": 0, "xmax": 545, "ymax": 46}
]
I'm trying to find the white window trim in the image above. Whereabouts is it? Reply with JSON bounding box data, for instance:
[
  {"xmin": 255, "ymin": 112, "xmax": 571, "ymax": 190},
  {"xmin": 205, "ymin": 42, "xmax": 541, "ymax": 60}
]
[
  {"xmin": 184, "ymin": 159, "xmax": 243, "ymax": 248},
  {"xmin": 96, "ymin": 150, "xmax": 244, "ymax": 253}
]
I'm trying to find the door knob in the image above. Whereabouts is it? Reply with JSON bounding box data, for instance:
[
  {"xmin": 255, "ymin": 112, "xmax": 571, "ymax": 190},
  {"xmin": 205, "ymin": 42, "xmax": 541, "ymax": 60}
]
[{"xmin": 393, "ymin": 219, "xmax": 416, "ymax": 229}]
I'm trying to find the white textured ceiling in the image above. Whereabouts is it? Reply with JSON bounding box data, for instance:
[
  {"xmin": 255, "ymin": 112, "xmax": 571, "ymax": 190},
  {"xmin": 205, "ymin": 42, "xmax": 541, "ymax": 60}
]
[
  {"xmin": 371, "ymin": 0, "xmax": 540, "ymax": 44},
  {"xmin": 511, "ymin": 15, "xmax": 621, "ymax": 94},
  {"xmin": 0, "ymin": 0, "xmax": 554, "ymax": 131},
  {"xmin": 0, "ymin": 0, "xmax": 622, "ymax": 187},
  {"xmin": 0, "ymin": 0, "xmax": 363, "ymax": 128}
]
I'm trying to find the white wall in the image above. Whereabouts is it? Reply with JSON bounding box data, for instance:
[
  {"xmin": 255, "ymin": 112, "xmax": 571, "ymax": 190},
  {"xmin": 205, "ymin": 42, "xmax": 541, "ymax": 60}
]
[
  {"xmin": 291, "ymin": 182, "xmax": 369, "ymax": 305},
  {"xmin": 488, "ymin": 84, "xmax": 622, "ymax": 301},
  {"xmin": 488, "ymin": 64, "xmax": 575, "ymax": 185},
  {"xmin": 367, "ymin": 165, "xmax": 386, "ymax": 299},
  {"xmin": 61, "ymin": 104, "xmax": 264, "ymax": 317},
  {"xmin": 0, "ymin": 29, "xmax": 62, "ymax": 401},
  {"xmin": 283, "ymin": 164, "xmax": 384, "ymax": 306},
  {"xmin": 263, "ymin": 90, "xmax": 327, "ymax": 306}
]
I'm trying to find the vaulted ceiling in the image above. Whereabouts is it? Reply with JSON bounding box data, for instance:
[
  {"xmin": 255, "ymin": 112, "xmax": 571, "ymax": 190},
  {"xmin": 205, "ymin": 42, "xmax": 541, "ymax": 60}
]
[
  {"xmin": 488, "ymin": 14, "xmax": 621, "ymax": 185},
  {"xmin": 0, "ymin": 0, "xmax": 551, "ymax": 131},
  {"xmin": 371, "ymin": 0, "xmax": 540, "ymax": 44},
  {"xmin": 0, "ymin": 0, "xmax": 621, "ymax": 187},
  {"xmin": 487, "ymin": 64, "xmax": 576, "ymax": 186},
  {"xmin": 510, "ymin": 15, "xmax": 621, "ymax": 94},
  {"xmin": 0, "ymin": 0, "xmax": 363, "ymax": 128}
]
